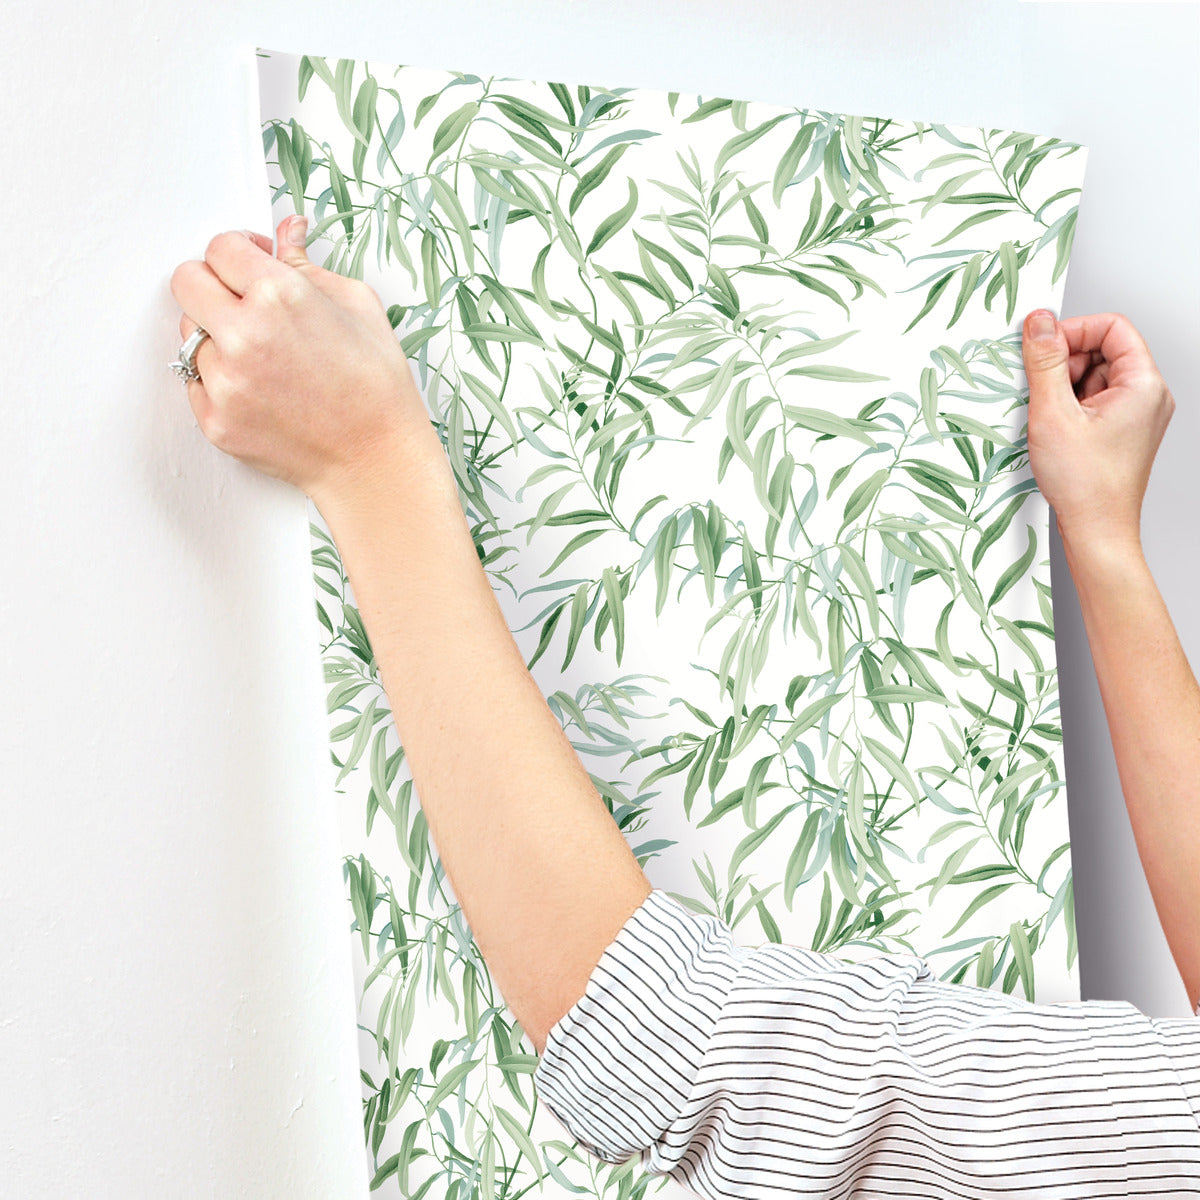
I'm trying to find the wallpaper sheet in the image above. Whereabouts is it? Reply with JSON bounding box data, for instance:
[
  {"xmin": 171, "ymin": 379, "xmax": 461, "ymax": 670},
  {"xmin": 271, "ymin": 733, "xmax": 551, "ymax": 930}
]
[{"xmin": 256, "ymin": 49, "xmax": 1088, "ymax": 1197}]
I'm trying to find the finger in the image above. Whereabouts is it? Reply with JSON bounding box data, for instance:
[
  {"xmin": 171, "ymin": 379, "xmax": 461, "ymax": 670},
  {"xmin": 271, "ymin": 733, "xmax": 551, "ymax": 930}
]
[
  {"xmin": 1057, "ymin": 312, "xmax": 1156, "ymax": 380},
  {"xmin": 170, "ymin": 258, "xmax": 239, "ymax": 337},
  {"xmin": 275, "ymin": 213, "xmax": 311, "ymax": 268},
  {"xmin": 242, "ymin": 230, "xmax": 274, "ymax": 255},
  {"xmin": 1067, "ymin": 348, "xmax": 1106, "ymax": 387},
  {"xmin": 174, "ymin": 313, "xmax": 216, "ymax": 428},
  {"xmin": 1022, "ymin": 309, "xmax": 1076, "ymax": 418},
  {"xmin": 204, "ymin": 228, "xmax": 290, "ymax": 297},
  {"xmin": 1079, "ymin": 360, "xmax": 1109, "ymax": 401}
]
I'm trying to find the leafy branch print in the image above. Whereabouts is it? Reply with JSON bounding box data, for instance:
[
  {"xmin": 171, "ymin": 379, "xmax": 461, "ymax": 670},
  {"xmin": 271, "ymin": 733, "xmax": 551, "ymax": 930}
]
[{"xmin": 259, "ymin": 49, "xmax": 1087, "ymax": 1196}]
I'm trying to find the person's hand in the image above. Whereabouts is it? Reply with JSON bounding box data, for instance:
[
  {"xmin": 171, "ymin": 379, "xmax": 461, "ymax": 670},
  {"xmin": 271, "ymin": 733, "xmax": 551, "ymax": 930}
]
[
  {"xmin": 1021, "ymin": 308, "xmax": 1175, "ymax": 550},
  {"xmin": 169, "ymin": 213, "xmax": 431, "ymax": 503}
]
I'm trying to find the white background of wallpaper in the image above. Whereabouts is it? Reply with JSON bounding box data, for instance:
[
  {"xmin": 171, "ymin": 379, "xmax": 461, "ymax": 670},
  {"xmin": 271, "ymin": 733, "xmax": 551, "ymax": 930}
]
[{"xmin": 2, "ymin": 2, "xmax": 1196, "ymax": 1196}]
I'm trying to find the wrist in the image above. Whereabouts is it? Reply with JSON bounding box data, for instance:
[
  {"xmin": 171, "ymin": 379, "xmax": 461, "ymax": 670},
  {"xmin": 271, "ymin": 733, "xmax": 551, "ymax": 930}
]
[
  {"xmin": 311, "ymin": 417, "xmax": 451, "ymax": 526},
  {"xmin": 1058, "ymin": 518, "xmax": 1147, "ymax": 578}
]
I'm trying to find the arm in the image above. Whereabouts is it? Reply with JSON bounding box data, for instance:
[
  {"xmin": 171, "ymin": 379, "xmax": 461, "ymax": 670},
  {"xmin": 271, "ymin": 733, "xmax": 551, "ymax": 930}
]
[
  {"xmin": 1059, "ymin": 525, "xmax": 1200, "ymax": 1012},
  {"xmin": 1020, "ymin": 308, "xmax": 1197, "ymax": 1013},
  {"xmin": 169, "ymin": 218, "xmax": 651, "ymax": 1059},
  {"xmin": 313, "ymin": 422, "xmax": 652, "ymax": 1056}
]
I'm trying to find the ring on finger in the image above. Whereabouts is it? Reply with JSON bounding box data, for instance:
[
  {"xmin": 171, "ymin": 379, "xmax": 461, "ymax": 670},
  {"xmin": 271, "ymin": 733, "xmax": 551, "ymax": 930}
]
[{"xmin": 169, "ymin": 325, "xmax": 211, "ymax": 383}]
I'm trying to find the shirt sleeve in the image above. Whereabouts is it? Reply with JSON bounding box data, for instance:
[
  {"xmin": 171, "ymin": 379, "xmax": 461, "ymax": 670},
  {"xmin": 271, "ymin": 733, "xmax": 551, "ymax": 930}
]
[{"xmin": 532, "ymin": 887, "xmax": 1200, "ymax": 1198}]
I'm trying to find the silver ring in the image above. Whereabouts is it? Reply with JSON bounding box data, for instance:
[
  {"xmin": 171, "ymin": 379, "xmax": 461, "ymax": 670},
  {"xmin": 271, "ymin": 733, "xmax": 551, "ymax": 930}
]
[{"xmin": 168, "ymin": 326, "xmax": 211, "ymax": 383}]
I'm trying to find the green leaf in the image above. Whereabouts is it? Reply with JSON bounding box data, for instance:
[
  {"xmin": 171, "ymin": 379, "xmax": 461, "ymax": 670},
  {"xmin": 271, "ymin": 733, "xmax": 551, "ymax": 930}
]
[
  {"xmin": 999, "ymin": 240, "xmax": 1019, "ymax": 325},
  {"xmin": 713, "ymin": 112, "xmax": 791, "ymax": 177},
  {"xmin": 772, "ymin": 122, "xmax": 816, "ymax": 206},
  {"xmin": 653, "ymin": 512, "xmax": 679, "ymax": 617},
  {"xmin": 683, "ymin": 353, "xmax": 740, "ymax": 436},
  {"xmin": 840, "ymin": 468, "xmax": 888, "ymax": 531},
  {"xmin": 272, "ymin": 124, "xmax": 305, "ymax": 214},
  {"xmin": 784, "ymin": 364, "xmax": 889, "ymax": 383},
  {"xmin": 987, "ymin": 523, "xmax": 1037, "ymax": 609},
  {"xmin": 861, "ymin": 734, "xmax": 920, "ymax": 802},
  {"xmin": 865, "ymin": 685, "xmax": 952, "ymax": 706},
  {"xmin": 921, "ymin": 168, "xmax": 986, "ymax": 217},
  {"xmin": 569, "ymin": 143, "xmax": 629, "ymax": 217},
  {"xmin": 461, "ymin": 372, "xmax": 520, "ymax": 447},
  {"xmin": 845, "ymin": 753, "xmax": 869, "ymax": 856},
  {"xmin": 462, "ymin": 321, "xmax": 544, "ymax": 346},
  {"xmin": 903, "ymin": 271, "xmax": 954, "ymax": 335},
  {"xmin": 927, "ymin": 836, "xmax": 984, "ymax": 903},
  {"xmin": 541, "ymin": 528, "xmax": 606, "ymax": 578},
  {"xmin": 920, "ymin": 366, "xmax": 941, "ymax": 444},
  {"xmin": 830, "ymin": 815, "xmax": 862, "ymax": 905},
  {"xmin": 778, "ymin": 691, "xmax": 848, "ymax": 751},
  {"xmin": 783, "ymin": 810, "xmax": 822, "ymax": 907},
  {"xmin": 944, "ymin": 882, "xmax": 1016, "ymax": 938},
  {"xmin": 730, "ymin": 806, "xmax": 791, "ymax": 878},
  {"xmin": 1009, "ymin": 921, "xmax": 1036, "ymax": 1000},
  {"xmin": 350, "ymin": 73, "xmax": 378, "ymax": 154},
  {"xmin": 429, "ymin": 101, "xmax": 479, "ymax": 164},
  {"xmin": 328, "ymin": 153, "xmax": 353, "ymax": 236},
  {"xmin": 297, "ymin": 56, "xmax": 315, "ymax": 102},
  {"xmin": 602, "ymin": 566, "xmax": 625, "ymax": 663},
  {"xmin": 771, "ymin": 330, "xmax": 858, "ymax": 368},
  {"xmin": 784, "ymin": 406, "xmax": 880, "ymax": 447},
  {"xmin": 427, "ymin": 173, "xmax": 476, "ymax": 275},
  {"xmin": 935, "ymin": 343, "xmax": 977, "ymax": 388},
  {"xmin": 681, "ymin": 97, "xmax": 733, "ymax": 124},
  {"xmin": 947, "ymin": 252, "xmax": 984, "ymax": 328},
  {"xmin": 835, "ymin": 544, "xmax": 883, "ymax": 638},
  {"xmin": 385, "ymin": 194, "xmax": 417, "ymax": 287},
  {"xmin": 972, "ymin": 494, "xmax": 1025, "ymax": 571},
  {"xmin": 975, "ymin": 938, "xmax": 995, "ymax": 988},
  {"xmin": 586, "ymin": 178, "xmax": 638, "ymax": 257},
  {"xmin": 423, "ymin": 1058, "xmax": 479, "ymax": 1117},
  {"xmin": 786, "ymin": 269, "xmax": 851, "ymax": 319},
  {"xmin": 333, "ymin": 59, "xmax": 356, "ymax": 144},
  {"xmin": 693, "ymin": 505, "xmax": 717, "ymax": 603},
  {"xmin": 398, "ymin": 324, "xmax": 445, "ymax": 357},
  {"xmin": 1052, "ymin": 209, "xmax": 1078, "ymax": 285},
  {"xmin": 494, "ymin": 1106, "xmax": 543, "ymax": 1183}
]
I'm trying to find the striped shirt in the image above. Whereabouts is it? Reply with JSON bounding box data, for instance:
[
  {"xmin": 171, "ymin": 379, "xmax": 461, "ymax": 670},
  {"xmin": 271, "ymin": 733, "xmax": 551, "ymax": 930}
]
[{"xmin": 533, "ymin": 888, "xmax": 1200, "ymax": 1196}]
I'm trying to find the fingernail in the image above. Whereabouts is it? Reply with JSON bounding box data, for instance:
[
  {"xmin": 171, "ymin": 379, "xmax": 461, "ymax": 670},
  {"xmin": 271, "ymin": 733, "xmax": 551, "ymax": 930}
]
[
  {"xmin": 1030, "ymin": 310, "xmax": 1056, "ymax": 340},
  {"xmin": 288, "ymin": 216, "xmax": 308, "ymax": 246}
]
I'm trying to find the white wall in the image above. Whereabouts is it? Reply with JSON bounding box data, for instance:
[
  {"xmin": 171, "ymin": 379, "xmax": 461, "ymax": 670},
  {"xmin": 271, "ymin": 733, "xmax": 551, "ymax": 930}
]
[{"xmin": 2, "ymin": 1, "xmax": 1195, "ymax": 1194}]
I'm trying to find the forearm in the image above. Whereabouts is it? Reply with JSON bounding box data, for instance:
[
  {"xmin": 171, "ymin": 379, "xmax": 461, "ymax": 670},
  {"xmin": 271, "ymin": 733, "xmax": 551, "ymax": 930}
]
[
  {"xmin": 1060, "ymin": 525, "xmax": 1200, "ymax": 1010},
  {"xmin": 313, "ymin": 423, "xmax": 651, "ymax": 1056}
]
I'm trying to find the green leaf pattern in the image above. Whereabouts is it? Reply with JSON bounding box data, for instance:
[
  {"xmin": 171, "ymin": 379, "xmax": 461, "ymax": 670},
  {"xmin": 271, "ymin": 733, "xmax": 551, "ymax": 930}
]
[{"xmin": 258, "ymin": 48, "xmax": 1088, "ymax": 1197}]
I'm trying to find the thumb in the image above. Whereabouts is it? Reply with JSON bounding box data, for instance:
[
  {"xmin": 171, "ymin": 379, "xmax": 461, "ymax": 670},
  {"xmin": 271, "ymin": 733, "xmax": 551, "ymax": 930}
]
[
  {"xmin": 276, "ymin": 213, "xmax": 310, "ymax": 267},
  {"xmin": 1021, "ymin": 308, "xmax": 1073, "ymax": 412}
]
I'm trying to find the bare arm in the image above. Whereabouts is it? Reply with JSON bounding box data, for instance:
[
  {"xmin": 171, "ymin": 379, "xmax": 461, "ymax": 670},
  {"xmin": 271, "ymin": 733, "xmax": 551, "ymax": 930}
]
[
  {"xmin": 169, "ymin": 218, "xmax": 652, "ymax": 1059},
  {"xmin": 314, "ymin": 423, "xmax": 652, "ymax": 1056},
  {"xmin": 1060, "ymin": 527, "xmax": 1200, "ymax": 1011},
  {"xmin": 1021, "ymin": 307, "xmax": 1196, "ymax": 1011}
]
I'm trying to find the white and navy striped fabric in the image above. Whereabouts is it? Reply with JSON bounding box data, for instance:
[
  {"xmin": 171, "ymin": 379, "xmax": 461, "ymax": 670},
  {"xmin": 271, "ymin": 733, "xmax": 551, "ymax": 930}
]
[{"xmin": 533, "ymin": 888, "xmax": 1200, "ymax": 1196}]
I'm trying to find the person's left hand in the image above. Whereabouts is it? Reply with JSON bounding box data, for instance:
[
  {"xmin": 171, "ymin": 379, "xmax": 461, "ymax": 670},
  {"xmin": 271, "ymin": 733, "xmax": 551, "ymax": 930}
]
[{"xmin": 169, "ymin": 213, "xmax": 430, "ymax": 501}]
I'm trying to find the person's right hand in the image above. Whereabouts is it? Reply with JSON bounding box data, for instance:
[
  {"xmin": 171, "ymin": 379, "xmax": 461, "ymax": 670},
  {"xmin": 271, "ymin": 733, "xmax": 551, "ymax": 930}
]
[{"xmin": 1020, "ymin": 308, "xmax": 1175, "ymax": 549}]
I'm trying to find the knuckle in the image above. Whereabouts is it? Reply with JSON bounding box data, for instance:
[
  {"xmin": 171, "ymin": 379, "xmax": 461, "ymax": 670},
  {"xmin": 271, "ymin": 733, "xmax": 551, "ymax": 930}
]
[
  {"xmin": 170, "ymin": 259, "xmax": 198, "ymax": 298},
  {"xmin": 219, "ymin": 326, "xmax": 247, "ymax": 360},
  {"xmin": 278, "ymin": 271, "xmax": 308, "ymax": 305},
  {"xmin": 203, "ymin": 413, "xmax": 228, "ymax": 448},
  {"xmin": 205, "ymin": 230, "xmax": 234, "ymax": 262},
  {"xmin": 249, "ymin": 272, "xmax": 304, "ymax": 308},
  {"xmin": 246, "ymin": 274, "xmax": 278, "ymax": 305}
]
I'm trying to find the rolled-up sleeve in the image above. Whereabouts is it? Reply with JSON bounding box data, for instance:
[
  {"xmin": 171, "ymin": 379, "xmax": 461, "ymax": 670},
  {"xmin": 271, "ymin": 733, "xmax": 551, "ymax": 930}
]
[{"xmin": 532, "ymin": 888, "xmax": 1200, "ymax": 1197}]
